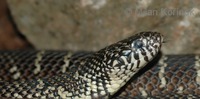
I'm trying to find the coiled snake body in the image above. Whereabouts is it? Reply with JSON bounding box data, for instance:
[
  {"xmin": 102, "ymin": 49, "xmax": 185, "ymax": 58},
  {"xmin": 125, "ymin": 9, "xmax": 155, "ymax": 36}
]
[
  {"xmin": 2, "ymin": 32, "xmax": 197, "ymax": 98},
  {"xmin": 114, "ymin": 54, "xmax": 200, "ymax": 98}
]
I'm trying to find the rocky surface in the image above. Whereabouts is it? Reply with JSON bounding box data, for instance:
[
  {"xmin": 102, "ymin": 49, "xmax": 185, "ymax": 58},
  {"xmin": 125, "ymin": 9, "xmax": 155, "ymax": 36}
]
[
  {"xmin": 7, "ymin": 0, "xmax": 200, "ymax": 54},
  {"xmin": 0, "ymin": 0, "xmax": 31, "ymax": 49}
]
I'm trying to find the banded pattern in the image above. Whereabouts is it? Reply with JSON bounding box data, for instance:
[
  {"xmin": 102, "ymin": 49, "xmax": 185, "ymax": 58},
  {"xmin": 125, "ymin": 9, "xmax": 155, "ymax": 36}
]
[
  {"xmin": 0, "ymin": 50, "xmax": 89, "ymax": 81},
  {"xmin": 0, "ymin": 32, "xmax": 163, "ymax": 98},
  {"xmin": 114, "ymin": 55, "xmax": 200, "ymax": 98}
]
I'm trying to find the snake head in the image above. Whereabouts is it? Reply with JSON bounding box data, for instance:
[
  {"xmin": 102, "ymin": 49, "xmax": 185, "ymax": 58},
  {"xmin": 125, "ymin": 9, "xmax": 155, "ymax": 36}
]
[
  {"xmin": 104, "ymin": 31, "xmax": 163, "ymax": 66},
  {"xmin": 77, "ymin": 32, "xmax": 163, "ymax": 98},
  {"xmin": 101, "ymin": 32, "xmax": 163, "ymax": 95}
]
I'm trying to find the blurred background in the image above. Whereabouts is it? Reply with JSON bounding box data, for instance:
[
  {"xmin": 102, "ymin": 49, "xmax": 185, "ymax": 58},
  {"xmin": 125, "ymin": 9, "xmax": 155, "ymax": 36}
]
[{"xmin": 1, "ymin": 0, "xmax": 200, "ymax": 54}]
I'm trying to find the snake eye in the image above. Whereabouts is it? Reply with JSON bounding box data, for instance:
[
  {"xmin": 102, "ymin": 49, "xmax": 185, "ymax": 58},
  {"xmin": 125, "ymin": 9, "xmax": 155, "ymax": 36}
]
[{"xmin": 134, "ymin": 40, "xmax": 143, "ymax": 48}]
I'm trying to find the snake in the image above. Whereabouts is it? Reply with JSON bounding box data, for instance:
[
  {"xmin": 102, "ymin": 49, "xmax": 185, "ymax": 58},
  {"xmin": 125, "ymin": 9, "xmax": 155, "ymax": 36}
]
[
  {"xmin": 113, "ymin": 54, "xmax": 200, "ymax": 99},
  {"xmin": 0, "ymin": 31, "xmax": 183, "ymax": 98}
]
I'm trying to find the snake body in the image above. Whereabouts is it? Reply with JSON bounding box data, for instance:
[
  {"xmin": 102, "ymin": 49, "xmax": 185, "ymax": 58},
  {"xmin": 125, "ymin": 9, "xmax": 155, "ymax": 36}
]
[
  {"xmin": 114, "ymin": 54, "xmax": 200, "ymax": 98},
  {"xmin": 0, "ymin": 32, "xmax": 163, "ymax": 98}
]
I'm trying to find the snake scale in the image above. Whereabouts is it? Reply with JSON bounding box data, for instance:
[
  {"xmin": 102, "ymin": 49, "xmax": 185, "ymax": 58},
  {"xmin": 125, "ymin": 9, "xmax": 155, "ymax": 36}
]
[{"xmin": 0, "ymin": 31, "xmax": 198, "ymax": 98}]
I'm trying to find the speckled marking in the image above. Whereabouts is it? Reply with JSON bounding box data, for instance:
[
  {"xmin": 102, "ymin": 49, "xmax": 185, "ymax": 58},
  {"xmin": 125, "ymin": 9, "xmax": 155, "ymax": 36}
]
[
  {"xmin": 9, "ymin": 66, "xmax": 21, "ymax": 80},
  {"xmin": 139, "ymin": 87, "xmax": 147, "ymax": 97},
  {"xmin": 195, "ymin": 55, "xmax": 200, "ymax": 85},
  {"xmin": 57, "ymin": 86, "xmax": 71, "ymax": 98},
  {"xmin": 9, "ymin": 66, "xmax": 17, "ymax": 73},
  {"xmin": 13, "ymin": 72, "xmax": 21, "ymax": 80},
  {"xmin": 177, "ymin": 86, "xmax": 184, "ymax": 94},
  {"xmin": 62, "ymin": 53, "xmax": 72, "ymax": 73},
  {"xmin": 158, "ymin": 56, "xmax": 167, "ymax": 88},
  {"xmin": 34, "ymin": 51, "xmax": 45, "ymax": 74}
]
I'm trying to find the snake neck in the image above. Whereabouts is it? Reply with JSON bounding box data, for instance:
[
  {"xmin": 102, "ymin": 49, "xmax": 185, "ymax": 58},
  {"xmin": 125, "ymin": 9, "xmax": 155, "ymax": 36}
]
[
  {"xmin": 72, "ymin": 50, "xmax": 130, "ymax": 97},
  {"xmin": 77, "ymin": 53, "xmax": 113, "ymax": 98}
]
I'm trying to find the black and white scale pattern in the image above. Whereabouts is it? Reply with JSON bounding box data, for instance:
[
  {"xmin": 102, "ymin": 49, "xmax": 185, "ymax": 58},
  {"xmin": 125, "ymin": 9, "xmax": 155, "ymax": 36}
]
[
  {"xmin": 0, "ymin": 32, "xmax": 163, "ymax": 98},
  {"xmin": 114, "ymin": 54, "xmax": 200, "ymax": 99}
]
